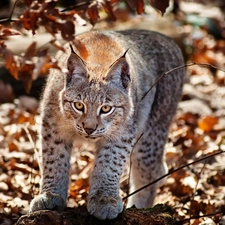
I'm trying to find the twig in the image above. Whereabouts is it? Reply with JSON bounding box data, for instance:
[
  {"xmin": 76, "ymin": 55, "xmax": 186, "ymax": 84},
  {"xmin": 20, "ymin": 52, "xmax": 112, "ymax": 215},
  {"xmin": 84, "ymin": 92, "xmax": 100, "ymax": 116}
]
[
  {"xmin": 123, "ymin": 149, "xmax": 224, "ymax": 200},
  {"xmin": 141, "ymin": 62, "xmax": 225, "ymax": 102},
  {"xmin": 22, "ymin": 124, "xmax": 40, "ymax": 197},
  {"xmin": 0, "ymin": 0, "xmax": 20, "ymax": 24},
  {"xmin": 9, "ymin": 0, "xmax": 20, "ymax": 21},
  {"xmin": 60, "ymin": 1, "xmax": 94, "ymax": 12},
  {"xmin": 124, "ymin": 133, "xmax": 144, "ymax": 207},
  {"xmin": 0, "ymin": 18, "xmax": 18, "ymax": 23},
  {"xmin": 188, "ymin": 163, "xmax": 206, "ymax": 225},
  {"xmin": 0, "ymin": 1, "xmax": 93, "ymax": 24}
]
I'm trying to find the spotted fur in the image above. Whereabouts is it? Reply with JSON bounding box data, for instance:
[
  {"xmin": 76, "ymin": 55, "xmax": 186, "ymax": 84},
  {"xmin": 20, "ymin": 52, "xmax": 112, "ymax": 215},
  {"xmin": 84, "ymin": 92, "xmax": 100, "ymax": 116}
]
[{"xmin": 30, "ymin": 30, "xmax": 184, "ymax": 220}]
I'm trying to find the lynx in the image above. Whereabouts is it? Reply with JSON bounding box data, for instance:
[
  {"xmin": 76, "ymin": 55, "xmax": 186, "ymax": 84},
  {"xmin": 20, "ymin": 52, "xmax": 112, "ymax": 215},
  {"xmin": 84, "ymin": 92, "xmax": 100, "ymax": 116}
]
[{"xmin": 30, "ymin": 30, "xmax": 184, "ymax": 220}]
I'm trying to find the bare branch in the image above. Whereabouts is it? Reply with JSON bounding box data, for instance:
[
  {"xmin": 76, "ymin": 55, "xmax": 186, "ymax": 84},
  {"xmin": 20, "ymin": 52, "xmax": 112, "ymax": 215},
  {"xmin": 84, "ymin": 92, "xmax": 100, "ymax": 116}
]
[
  {"xmin": 60, "ymin": 1, "xmax": 94, "ymax": 12},
  {"xmin": 123, "ymin": 149, "xmax": 224, "ymax": 200},
  {"xmin": 0, "ymin": 0, "xmax": 20, "ymax": 24},
  {"xmin": 124, "ymin": 133, "xmax": 144, "ymax": 207},
  {"xmin": 9, "ymin": 0, "xmax": 20, "ymax": 21},
  {"xmin": 141, "ymin": 62, "xmax": 225, "ymax": 102}
]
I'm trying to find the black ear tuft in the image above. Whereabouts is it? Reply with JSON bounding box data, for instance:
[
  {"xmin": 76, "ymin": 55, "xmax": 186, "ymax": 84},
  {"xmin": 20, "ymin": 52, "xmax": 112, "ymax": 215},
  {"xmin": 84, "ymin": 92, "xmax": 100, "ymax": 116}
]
[
  {"xmin": 107, "ymin": 49, "xmax": 130, "ymax": 90},
  {"xmin": 120, "ymin": 59, "xmax": 130, "ymax": 89},
  {"xmin": 67, "ymin": 45, "xmax": 86, "ymax": 72},
  {"xmin": 70, "ymin": 44, "xmax": 76, "ymax": 54},
  {"xmin": 66, "ymin": 45, "xmax": 87, "ymax": 82}
]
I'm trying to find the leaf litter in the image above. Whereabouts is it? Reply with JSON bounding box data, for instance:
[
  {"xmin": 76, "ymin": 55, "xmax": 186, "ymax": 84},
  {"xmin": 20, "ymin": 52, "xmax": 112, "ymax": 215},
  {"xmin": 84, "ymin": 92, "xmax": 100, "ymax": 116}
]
[{"xmin": 0, "ymin": 2, "xmax": 225, "ymax": 225}]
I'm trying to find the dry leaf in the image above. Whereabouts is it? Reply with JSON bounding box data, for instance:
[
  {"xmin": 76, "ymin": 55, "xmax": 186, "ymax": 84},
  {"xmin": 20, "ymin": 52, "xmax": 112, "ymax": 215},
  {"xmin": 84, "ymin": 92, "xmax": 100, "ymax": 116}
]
[
  {"xmin": 198, "ymin": 116, "xmax": 218, "ymax": 132},
  {"xmin": 101, "ymin": 0, "xmax": 117, "ymax": 20},
  {"xmin": 149, "ymin": 0, "xmax": 170, "ymax": 15},
  {"xmin": 87, "ymin": 2, "xmax": 99, "ymax": 25}
]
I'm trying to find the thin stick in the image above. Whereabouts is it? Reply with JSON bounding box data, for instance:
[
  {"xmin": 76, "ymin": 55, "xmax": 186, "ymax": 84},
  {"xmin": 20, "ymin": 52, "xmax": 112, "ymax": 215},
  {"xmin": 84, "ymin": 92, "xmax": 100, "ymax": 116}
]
[
  {"xmin": 0, "ymin": 0, "xmax": 20, "ymax": 23},
  {"xmin": 141, "ymin": 62, "xmax": 225, "ymax": 102},
  {"xmin": 123, "ymin": 149, "xmax": 224, "ymax": 200},
  {"xmin": 22, "ymin": 124, "xmax": 39, "ymax": 197},
  {"xmin": 9, "ymin": 0, "xmax": 20, "ymax": 20},
  {"xmin": 60, "ymin": 1, "xmax": 94, "ymax": 12},
  {"xmin": 124, "ymin": 133, "xmax": 144, "ymax": 207},
  {"xmin": 189, "ymin": 163, "xmax": 206, "ymax": 225}
]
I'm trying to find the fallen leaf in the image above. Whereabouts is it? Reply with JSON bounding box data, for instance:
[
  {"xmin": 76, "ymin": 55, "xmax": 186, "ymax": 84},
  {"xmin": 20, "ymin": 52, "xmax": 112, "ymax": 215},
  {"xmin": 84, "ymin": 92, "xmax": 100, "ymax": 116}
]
[
  {"xmin": 198, "ymin": 116, "xmax": 218, "ymax": 132},
  {"xmin": 149, "ymin": 0, "xmax": 170, "ymax": 15},
  {"xmin": 87, "ymin": 2, "xmax": 99, "ymax": 25}
]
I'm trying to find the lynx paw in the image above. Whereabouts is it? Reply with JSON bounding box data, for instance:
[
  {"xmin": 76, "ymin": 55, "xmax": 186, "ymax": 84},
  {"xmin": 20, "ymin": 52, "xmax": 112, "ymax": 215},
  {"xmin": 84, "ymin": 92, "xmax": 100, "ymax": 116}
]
[
  {"xmin": 87, "ymin": 194, "xmax": 123, "ymax": 220},
  {"xmin": 29, "ymin": 192, "xmax": 66, "ymax": 212}
]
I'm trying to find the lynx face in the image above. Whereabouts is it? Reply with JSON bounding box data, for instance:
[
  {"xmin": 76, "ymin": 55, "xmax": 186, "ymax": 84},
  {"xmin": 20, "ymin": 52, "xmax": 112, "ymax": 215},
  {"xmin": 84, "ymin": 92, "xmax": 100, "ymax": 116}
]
[{"xmin": 60, "ymin": 49, "xmax": 132, "ymax": 141}]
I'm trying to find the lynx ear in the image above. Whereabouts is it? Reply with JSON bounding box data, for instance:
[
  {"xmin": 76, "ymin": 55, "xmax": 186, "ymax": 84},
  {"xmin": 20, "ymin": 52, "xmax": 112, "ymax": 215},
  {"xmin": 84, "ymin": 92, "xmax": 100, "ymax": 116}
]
[
  {"xmin": 66, "ymin": 45, "xmax": 87, "ymax": 82},
  {"xmin": 106, "ymin": 50, "xmax": 130, "ymax": 89}
]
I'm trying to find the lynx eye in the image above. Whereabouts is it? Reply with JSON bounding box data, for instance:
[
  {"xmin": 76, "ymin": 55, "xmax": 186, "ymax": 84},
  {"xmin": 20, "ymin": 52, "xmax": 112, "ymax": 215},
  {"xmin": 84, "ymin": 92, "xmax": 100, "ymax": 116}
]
[
  {"xmin": 100, "ymin": 105, "xmax": 113, "ymax": 114},
  {"xmin": 72, "ymin": 102, "xmax": 85, "ymax": 112}
]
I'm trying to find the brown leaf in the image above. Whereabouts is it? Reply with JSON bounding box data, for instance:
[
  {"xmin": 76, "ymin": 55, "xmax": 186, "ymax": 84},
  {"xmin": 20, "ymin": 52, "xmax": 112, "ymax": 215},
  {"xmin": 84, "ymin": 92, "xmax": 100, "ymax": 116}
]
[
  {"xmin": 8, "ymin": 141, "xmax": 19, "ymax": 152},
  {"xmin": 125, "ymin": 0, "xmax": 144, "ymax": 14},
  {"xmin": 198, "ymin": 116, "xmax": 218, "ymax": 132},
  {"xmin": 190, "ymin": 200, "xmax": 216, "ymax": 217},
  {"xmin": 20, "ymin": 6, "xmax": 39, "ymax": 34},
  {"xmin": 18, "ymin": 63, "xmax": 35, "ymax": 93},
  {"xmin": 136, "ymin": 0, "xmax": 144, "ymax": 14},
  {"xmin": 24, "ymin": 42, "xmax": 36, "ymax": 58},
  {"xmin": 179, "ymin": 112, "xmax": 198, "ymax": 126},
  {"xmin": 87, "ymin": 2, "xmax": 99, "ymax": 25},
  {"xmin": 110, "ymin": 0, "xmax": 120, "ymax": 4},
  {"xmin": 101, "ymin": 0, "xmax": 117, "ymax": 20},
  {"xmin": 167, "ymin": 180, "xmax": 193, "ymax": 197},
  {"xmin": 0, "ymin": 25, "xmax": 21, "ymax": 40},
  {"xmin": 17, "ymin": 113, "xmax": 33, "ymax": 124},
  {"xmin": 0, "ymin": 42, "xmax": 18, "ymax": 79},
  {"xmin": 60, "ymin": 21, "xmax": 75, "ymax": 41},
  {"xmin": 24, "ymin": 0, "xmax": 33, "ymax": 6},
  {"xmin": 149, "ymin": 0, "xmax": 170, "ymax": 15},
  {"xmin": 208, "ymin": 170, "xmax": 225, "ymax": 186},
  {"xmin": 19, "ymin": 0, "xmax": 75, "ymax": 40}
]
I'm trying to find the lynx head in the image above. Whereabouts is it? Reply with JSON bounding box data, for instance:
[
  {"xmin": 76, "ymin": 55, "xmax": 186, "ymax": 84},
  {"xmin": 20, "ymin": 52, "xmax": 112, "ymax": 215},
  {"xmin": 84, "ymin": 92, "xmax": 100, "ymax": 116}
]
[{"xmin": 60, "ymin": 41, "xmax": 133, "ymax": 141}]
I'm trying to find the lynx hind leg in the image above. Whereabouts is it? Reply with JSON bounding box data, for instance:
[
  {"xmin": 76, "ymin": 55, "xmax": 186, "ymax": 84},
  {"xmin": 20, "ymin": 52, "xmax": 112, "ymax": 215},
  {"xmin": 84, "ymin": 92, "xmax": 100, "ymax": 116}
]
[{"xmin": 126, "ymin": 122, "xmax": 169, "ymax": 209}]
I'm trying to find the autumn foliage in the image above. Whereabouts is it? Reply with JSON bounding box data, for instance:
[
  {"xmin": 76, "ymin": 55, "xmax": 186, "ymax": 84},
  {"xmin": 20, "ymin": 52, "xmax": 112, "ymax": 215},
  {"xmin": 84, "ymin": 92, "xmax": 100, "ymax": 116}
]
[
  {"xmin": 1, "ymin": 0, "xmax": 225, "ymax": 225},
  {"xmin": 0, "ymin": 0, "xmax": 169, "ymax": 92}
]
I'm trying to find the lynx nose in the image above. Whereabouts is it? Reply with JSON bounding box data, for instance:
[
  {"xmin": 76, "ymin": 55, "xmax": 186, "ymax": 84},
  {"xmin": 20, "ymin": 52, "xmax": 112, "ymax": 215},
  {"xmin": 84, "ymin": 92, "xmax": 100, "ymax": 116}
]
[{"xmin": 84, "ymin": 127, "xmax": 95, "ymax": 135}]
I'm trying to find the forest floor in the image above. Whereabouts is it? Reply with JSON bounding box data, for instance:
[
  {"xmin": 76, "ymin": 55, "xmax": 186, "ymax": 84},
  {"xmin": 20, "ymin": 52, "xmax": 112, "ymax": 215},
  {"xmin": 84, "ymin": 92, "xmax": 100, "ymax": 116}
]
[{"xmin": 0, "ymin": 2, "xmax": 225, "ymax": 225}]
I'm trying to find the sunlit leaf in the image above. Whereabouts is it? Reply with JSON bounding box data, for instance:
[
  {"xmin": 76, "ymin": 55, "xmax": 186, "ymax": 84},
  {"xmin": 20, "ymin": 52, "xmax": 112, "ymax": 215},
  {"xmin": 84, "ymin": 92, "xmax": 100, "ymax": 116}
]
[
  {"xmin": 24, "ymin": 42, "xmax": 36, "ymax": 58},
  {"xmin": 101, "ymin": 0, "xmax": 116, "ymax": 20},
  {"xmin": 0, "ymin": 42, "xmax": 18, "ymax": 79},
  {"xmin": 0, "ymin": 25, "xmax": 21, "ymax": 40},
  {"xmin": 60, "ymin": 21, "xmax": 75, "ymax": 41},
  {"xmin": 125, "ymin": 0, "xmax": 144, "ymax": 14},
  {"xmin": 198, "ymin": 116, "xmax": 218, "ymax": 132},
  {"xmin": 87, "ymin": 2, "xmax": 99, "ymax": 25}
]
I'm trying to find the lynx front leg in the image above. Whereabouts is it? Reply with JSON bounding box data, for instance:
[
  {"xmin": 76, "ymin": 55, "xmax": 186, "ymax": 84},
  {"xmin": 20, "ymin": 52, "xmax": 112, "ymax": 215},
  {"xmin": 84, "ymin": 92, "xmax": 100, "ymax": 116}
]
[
  {"xmin": 87, "ymin": 143, "xmax": 130, "ymax": 220},
  {"xmin": 30, "ymin": 118, "xmax": 71, "ymax": 212},
  {"xmin": 127, "ymin": 124, "xmax": 169, "ymax": 208}
]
